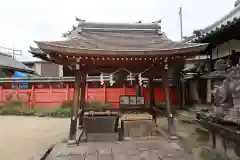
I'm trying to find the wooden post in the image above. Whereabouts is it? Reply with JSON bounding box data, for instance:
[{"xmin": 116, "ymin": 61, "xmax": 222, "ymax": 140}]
[
  {"xmin": 69, "ymin": 70, "xmax": 81, "ymax": 142},
  {"xmin": 180, "ymin": 72, "xmax": 185, "ymax": 108},
  {"xmin": 103, "ymin": 84, "xmax": 106, "ymax": 103},
  {"xmin": 148, "ymin": 77, "xmax": 156, "ymax": 124},
  {"xmin": 49, "ymin": 82, "xmax": 53, "ymax": 105},
  {"xmin": 30, "ymin": 84, "xmax": 35, "ymax": 108},
  {"xmin": 79, "ymin": 73, "xmax": 86, "ymax": 128},
  {"xmin": 162, "ymin": 68, "xmax": 178, "ymax": 139},
  {"xmin": 66, "ymin": 83, "xmax": 70, "ymax": 101},
  {"xmin": 148, "ymin": 77, "xmax": 155, "ymax": 107}
]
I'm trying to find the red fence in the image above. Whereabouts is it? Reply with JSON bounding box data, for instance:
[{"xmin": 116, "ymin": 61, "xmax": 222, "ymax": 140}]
[{"xmin": 0, "ymin": 82, "xmax": 176, "ymax": 108}]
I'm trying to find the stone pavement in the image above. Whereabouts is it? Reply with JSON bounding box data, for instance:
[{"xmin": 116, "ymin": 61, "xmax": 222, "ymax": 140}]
[
  {"xmin": 0, "ymin": 116, "xmax": 69, "ymax": 160},
  {"xmin": 46, "ymin": 137, "xmax": 192, "ymax": 160}
]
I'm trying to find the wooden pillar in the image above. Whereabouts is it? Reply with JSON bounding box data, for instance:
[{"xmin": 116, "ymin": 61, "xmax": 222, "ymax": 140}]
[
  {"xmin": 69, "ymin": 70, "xmax": 81, "ymax": 142},
  {"xmin": 79, "ymin": 73, "xmax": 86, "ymax": 128},
  {"xmin": 162, "ymin": 68, "xmax": 177, "ymax": 139},
  {"xmin": 180, "ymin": 72, "xmax": 185, "ymax": 108},
  {"xmin": 135, "ymin": 75, "xmax": 142, "ymax": 96},
  {"xmin": 148, "ymin": 77, "xmax": 156, "ymax": 124}
]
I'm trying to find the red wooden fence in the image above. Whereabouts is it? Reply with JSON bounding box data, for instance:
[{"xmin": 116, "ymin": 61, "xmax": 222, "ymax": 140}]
[{"xmin": 0, "ymin": 82, "xmax": 175, "ymax": 108}]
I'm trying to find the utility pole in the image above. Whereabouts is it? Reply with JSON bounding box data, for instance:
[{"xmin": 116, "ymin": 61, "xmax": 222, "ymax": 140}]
[
  {"xmin": 179, "ymin": 7, "xmax": 183, "ymax": 40},
  {"xmin": 0, "ymin": 45, "xmax": 22, "ymax": 58}
]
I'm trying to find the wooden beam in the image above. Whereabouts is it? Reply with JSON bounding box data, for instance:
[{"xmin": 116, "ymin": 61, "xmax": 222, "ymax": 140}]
[{"xmin": 69, "ymin": 69, "xmax": 81, "ymax": 142}]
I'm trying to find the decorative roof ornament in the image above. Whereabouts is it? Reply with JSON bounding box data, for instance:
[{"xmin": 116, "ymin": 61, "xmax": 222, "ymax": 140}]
[
  {"xmin": 62, "ymin": 30, "xmax": 72, "ymax": 37},
  {"xmin": 76, "ymin": 17, "xmax": 86, "ymax": 34},
  {"xmin": 235, "ymin": 0, "xmax": 240, "ymax": 7},
  {"xmin": 193, "ymin": 30, "xmax": 203, "ymax": 37},
  {"xmin": 152, "ymin": 19, "xmax": 162, "ymax": 35},
  {"xmin": 76, "ymin": 17, "xmax": 86, "ymax": 23},
  {"xmin": 72, "ymin": 25, "xmax": 77, "ymax": 30}
]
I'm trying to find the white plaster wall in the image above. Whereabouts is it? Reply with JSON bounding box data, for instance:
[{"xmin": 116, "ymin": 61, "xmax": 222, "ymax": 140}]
[
  {"xmin": 189, "ymin": 80, "xmax": 199, "ymax": 102},
  {"xmin": 59, "ymin": 65, "xmax": 63, "ymax": 77},
  {"xmin": 34, "ymin": 63, "xmax": 41, "ymax": 75},
  {"xmin": 206, "ymin": 80, "xmax": 212, "ymax": 103},
  {"xmin": 212, "ymin": 40, "xmax": 240, "ymax": 59}
]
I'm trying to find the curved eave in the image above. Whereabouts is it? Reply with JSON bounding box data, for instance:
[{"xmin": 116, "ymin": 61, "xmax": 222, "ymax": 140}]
[
  {"xmin": 191, "ymin": 18, "xmax": 239, "ymax": 43},
  {"xmin": 28, "ymin": 49, "xmax": 57, "ymax": 63},
  {"xmin": 190, "ymin": 5, "xmax": 240, "ymax": 43},
  {"xmin": 34, "ymin": 41, "xmax": 208, "ymax": 57}
]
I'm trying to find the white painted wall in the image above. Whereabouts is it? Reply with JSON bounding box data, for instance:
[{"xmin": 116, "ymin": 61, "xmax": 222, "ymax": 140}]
[
  {"xmin": 212, "ymin": 40, "xmax": 240, "ymax": 59},
  {"xmin": 204, "ymin": 40, "xmax": 240, "ymax": 104},
  {"xmin": 189, "ymin": 80, "xmax": 199, "ymax": 102},
  {"xmin": 59, "ymin": 65, "xmax": 63, "ymax": 77},
  {"xmin": 34, "ymin": 63, "xmax": 42, "ymax": 75}
]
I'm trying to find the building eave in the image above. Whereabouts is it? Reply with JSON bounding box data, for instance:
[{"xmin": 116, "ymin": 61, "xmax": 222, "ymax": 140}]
[
  {"xmin": 35, "ymin": 40, "xmax": 208, "ymax": 57},
  {"xmin": 186, "ymin": 4, "xmax": 240, "ymax": 43}
]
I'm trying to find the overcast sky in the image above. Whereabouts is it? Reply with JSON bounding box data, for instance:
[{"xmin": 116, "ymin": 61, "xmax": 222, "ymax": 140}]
[{"xmin": 0, "ymin": 0, "xmax": 236, "ymax": 61}]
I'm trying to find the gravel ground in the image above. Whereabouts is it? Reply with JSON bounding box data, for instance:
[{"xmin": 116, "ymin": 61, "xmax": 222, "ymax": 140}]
[{"xmin": 0, "ymin": 116, "xmax": 69, "ymax": 160}]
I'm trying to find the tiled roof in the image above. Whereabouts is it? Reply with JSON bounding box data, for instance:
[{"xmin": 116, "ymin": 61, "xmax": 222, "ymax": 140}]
[
  {"xmin": 186, "ymin": 4, "xmax": 240, "ymax": 43},
  {"xmin": 34, "ymin": 21, "xmax": 208, "ymax": 56},
  {"xmin": 0, "ymin": 52, "xmax": 35, "ymax": 74}
]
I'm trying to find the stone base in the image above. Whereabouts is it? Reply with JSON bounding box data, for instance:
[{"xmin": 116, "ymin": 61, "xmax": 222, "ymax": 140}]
[
  {"xmin": 169, "ymin": 136, "xmax": 178, "ymax": 140},
  {"xmin": 67, "ymin": 140, "xmax": 77, "ymax": 145},
  {"xmin": 123, "ymin": 119, "xmax": 155, "ymax": 137},
  {"xmin": 87, "ymin": 133, "xmax": 119, "ymax": 142}
]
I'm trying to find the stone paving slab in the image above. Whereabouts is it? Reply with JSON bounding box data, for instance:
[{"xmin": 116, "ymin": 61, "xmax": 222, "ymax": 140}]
[
  {"xmin": 0, "ymin": 116, "xmax": 69, "ymax": 160},
  {"xmin": 47, "ymin": 137, "xmax": 191, "ymax": 160}
]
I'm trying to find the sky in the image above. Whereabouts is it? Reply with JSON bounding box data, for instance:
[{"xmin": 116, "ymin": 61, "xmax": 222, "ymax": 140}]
[{"xmin": 0, "ymin": 0, "xmax": 236, "ymax": 61}]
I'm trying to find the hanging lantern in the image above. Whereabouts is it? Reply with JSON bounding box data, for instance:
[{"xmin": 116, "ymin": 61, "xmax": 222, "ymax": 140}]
[
  {"xmin": 100, "ymin": 73, "xmax": 104, "ymax": 85},
  {"xmin": 109, "ymin": 74, "xmax": 115, "ymax": 86},
  {"xmin": 138, "ymin": 73, "xmax": 143, "ymax": 86}
]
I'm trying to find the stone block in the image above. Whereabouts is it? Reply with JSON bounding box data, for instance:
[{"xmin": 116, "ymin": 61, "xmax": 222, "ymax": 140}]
[
  {"xmin": 87, "ymin": 133, "xmax": 119, "ymax": 142},
  {"xmin": 213, "ymin": 106, "xmax": 223, "ymax": 114},
  {"xmin": 226, "ymin": 141, "xmax": 240, "ymax": 160},
  {"xmin": 123, "ymin": 120, "xmax": 155, "ymax": 138}
]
